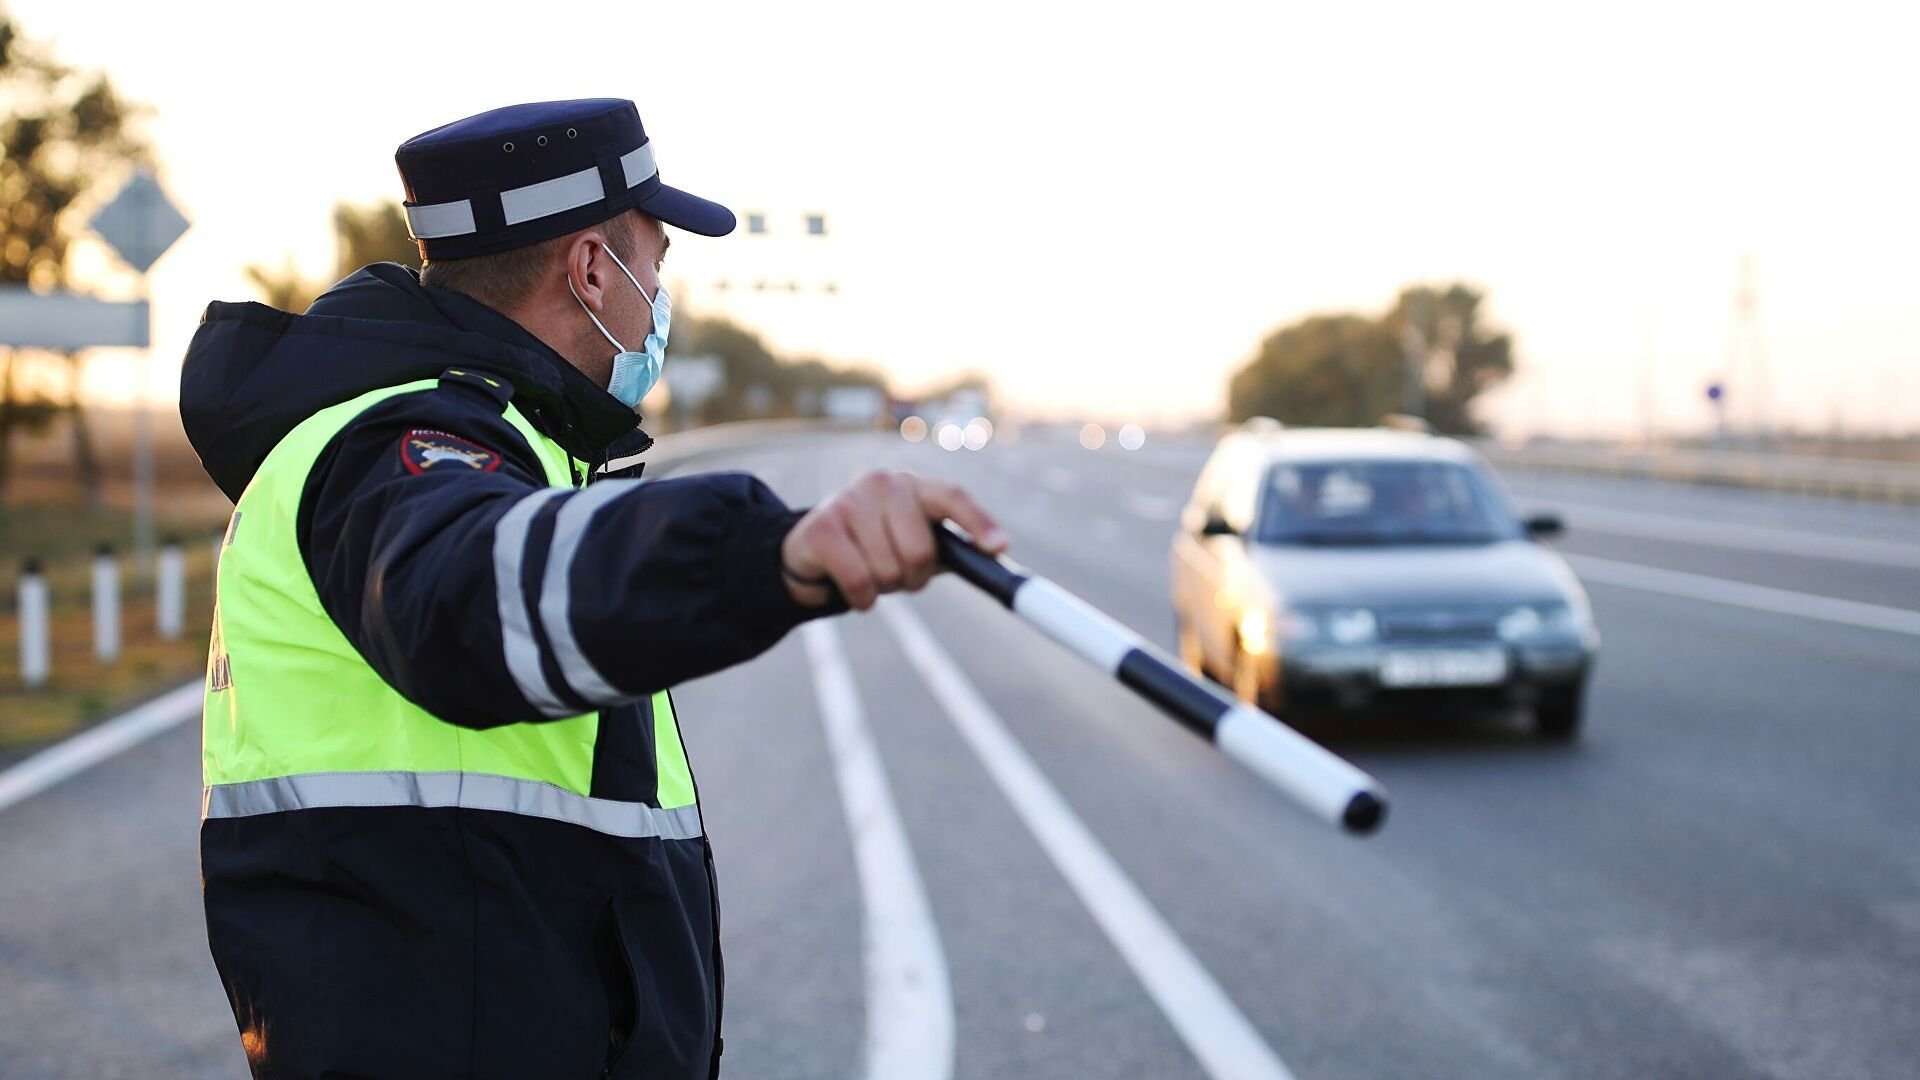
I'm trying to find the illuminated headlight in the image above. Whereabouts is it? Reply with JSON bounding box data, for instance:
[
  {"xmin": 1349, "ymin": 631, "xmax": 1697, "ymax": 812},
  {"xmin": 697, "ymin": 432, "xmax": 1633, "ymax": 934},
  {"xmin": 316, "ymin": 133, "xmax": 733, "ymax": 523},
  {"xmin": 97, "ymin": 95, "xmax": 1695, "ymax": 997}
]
[
  {"xmin": 1326, "ymin": 608, "xmax": 1378, "ymax": 645},
  {"xmin": 1238, "ymin": 609, "xmax": 1270, "ymax": 656}
]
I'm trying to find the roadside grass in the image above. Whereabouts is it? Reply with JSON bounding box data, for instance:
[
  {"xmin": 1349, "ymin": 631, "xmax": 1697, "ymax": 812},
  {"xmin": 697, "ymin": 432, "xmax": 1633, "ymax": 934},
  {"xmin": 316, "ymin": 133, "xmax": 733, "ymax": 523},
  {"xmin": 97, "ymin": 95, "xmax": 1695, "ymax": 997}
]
[{"xmin": 0, "ymin": 489, "xmax": 227, "ymax": 756}]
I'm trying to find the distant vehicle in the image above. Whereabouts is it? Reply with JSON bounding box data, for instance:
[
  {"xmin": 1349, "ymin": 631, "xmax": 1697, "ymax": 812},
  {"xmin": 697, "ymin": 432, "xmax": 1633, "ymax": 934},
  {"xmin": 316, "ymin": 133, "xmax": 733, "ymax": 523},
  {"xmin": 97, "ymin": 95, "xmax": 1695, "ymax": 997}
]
[
  {"xmin": 822, "ymin": 385, "xmax": 887, "ymax": 425},
  {"xmin": 1169, "ymin": 423, "xmax": 1599, "ymax": 738}
]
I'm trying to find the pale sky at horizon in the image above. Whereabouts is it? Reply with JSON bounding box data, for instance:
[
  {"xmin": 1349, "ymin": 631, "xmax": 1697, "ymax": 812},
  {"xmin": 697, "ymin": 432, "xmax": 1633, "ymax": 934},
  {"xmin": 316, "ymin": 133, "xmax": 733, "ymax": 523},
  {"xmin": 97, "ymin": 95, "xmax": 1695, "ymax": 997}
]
[{"xmin": 9, "ymin": 0, "xmax": 1918, "ymax": 437}]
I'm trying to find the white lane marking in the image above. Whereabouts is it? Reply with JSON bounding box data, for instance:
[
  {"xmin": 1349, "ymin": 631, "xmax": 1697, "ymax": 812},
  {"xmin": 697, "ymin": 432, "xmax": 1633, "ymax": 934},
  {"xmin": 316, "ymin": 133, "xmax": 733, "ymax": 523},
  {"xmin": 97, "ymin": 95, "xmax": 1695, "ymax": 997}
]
[
  {"xmin": 0, "ymin": 679, "xmax": 203, "ymax": 813},
  {"xmin": 1544, "ymin": 501, "xmax": 1920, "ymax": 569},
  {"xmin": 1566, "ymin": 554, "xmax": 1920, "ymax": 638},
  {"xmin": 879, "ymin": 598, "xmax": 1298, "ymax": 1080},
  {"xmin": 1124, "ymin": 491, "xmax": 1181, "ymax": 521},
  {"xmin": 800, "ymin": 621, "xmax": 955, "ymax": 1080},
  {"xmin": 1044, "ymin": 466, "xmax": 1078, "ymax": 493}
]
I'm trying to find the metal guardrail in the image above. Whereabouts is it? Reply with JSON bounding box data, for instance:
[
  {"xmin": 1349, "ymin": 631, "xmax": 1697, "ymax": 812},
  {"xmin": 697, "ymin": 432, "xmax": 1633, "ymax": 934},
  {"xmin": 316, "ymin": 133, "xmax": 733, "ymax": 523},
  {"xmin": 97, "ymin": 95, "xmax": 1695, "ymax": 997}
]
[{"xmin": 1477, "ymin": 443, "xmax": 1920, "ymax": 505}]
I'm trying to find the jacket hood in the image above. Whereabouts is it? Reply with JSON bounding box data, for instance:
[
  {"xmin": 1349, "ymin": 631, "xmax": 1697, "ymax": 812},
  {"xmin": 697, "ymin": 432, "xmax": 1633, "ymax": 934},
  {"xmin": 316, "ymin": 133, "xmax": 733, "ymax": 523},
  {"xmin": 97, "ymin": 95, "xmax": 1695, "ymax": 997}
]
[{"xmin": 180, "ymin": 262, "xmax": 643, "ymax": 501}]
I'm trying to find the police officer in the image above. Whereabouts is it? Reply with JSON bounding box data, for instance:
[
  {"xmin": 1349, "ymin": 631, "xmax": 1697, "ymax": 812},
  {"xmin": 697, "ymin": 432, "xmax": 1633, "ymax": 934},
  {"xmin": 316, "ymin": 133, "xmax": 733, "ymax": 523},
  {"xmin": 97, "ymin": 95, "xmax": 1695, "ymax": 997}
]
[{"xmin": 180, "ymin": 98, "xmax": 1005, "ymax": 1079}]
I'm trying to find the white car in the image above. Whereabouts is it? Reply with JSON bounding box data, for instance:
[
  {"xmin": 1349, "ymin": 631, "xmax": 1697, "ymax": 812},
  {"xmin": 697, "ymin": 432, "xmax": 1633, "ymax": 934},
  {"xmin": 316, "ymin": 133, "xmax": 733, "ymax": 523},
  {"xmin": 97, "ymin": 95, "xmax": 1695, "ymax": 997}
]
[{"xmin": 1169, "ymin": 422, "xmax": 1599, "ymax": 738}]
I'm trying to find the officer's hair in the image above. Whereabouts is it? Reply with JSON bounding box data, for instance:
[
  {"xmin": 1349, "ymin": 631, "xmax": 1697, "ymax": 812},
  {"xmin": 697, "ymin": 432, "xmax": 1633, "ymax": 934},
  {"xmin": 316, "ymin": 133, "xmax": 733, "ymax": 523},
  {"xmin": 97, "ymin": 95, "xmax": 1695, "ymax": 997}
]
[{"xmin": 419, "ymin": 212, "xmax": 641, "ymax": 310}]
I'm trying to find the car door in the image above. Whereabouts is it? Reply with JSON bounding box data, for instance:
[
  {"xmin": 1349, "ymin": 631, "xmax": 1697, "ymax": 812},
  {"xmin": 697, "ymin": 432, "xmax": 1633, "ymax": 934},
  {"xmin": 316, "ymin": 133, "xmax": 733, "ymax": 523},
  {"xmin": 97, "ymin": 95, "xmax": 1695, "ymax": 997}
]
[
  {"xmin": 1202, "ymin": 454, "xmax": 1266, "ymax": 673},
  {"xmin": 1173, "ymin": 447, "xmax": 1231, "ymax": 670}
]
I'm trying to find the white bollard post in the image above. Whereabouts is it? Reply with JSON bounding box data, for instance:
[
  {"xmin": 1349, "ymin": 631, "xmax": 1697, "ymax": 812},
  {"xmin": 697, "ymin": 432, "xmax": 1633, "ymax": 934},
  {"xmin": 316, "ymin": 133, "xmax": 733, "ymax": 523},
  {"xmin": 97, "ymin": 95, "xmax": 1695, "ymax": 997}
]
[
  {"xmin": 18, "ymin": 557, "xmax": 50, "ymax": 689},
  {"xmin": 157, "ymin": 538, "xmax": 185, "ymax": 640},
  {"xmin": 92, "ymin": 543, "xmax": 120, "ymax": 664}
]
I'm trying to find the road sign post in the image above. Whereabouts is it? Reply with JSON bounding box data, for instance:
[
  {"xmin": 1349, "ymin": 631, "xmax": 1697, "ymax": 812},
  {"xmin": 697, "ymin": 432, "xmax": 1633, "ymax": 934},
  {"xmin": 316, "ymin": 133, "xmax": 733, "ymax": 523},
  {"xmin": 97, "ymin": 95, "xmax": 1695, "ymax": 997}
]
[{"xmin": 86, "ymin": 170, "xmax": 191, "ymax": 579}]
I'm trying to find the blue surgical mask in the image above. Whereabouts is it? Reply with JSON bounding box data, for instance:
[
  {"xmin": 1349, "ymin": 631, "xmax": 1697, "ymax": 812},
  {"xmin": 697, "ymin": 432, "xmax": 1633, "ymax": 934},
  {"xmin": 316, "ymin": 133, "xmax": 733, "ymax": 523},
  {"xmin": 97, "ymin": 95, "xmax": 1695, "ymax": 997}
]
[{"xmin": 569, "ymin": 245, "xmax": 670, "ymax": 408}]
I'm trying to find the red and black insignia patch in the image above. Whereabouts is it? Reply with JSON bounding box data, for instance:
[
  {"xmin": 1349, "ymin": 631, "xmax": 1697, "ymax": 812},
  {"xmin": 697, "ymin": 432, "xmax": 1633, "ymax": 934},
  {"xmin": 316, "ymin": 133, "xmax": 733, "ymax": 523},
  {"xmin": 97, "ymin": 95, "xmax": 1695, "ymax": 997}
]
[{"xmin": 400, "ymin": 429, "xmax": 502, "ymax": 475}]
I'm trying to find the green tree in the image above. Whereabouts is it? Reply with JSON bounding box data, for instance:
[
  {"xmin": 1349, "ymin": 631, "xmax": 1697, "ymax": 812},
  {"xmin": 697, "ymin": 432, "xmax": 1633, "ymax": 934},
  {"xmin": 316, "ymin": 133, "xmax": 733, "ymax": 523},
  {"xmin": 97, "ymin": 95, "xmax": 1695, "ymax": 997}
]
[
  {"xmin": 245, "ymin": 199, "xmax": 419, "ymax": 313},
  {"xmin": 0, "ymin": 11, "xmax": 151, "ymax": 510},
  {"xmin": 670, "ymin": 308, "xmax": 888, "ymax": 426},
  {"xmin": 1227, "ymin": 282, "xmax": 1514, "ymax": 434},
  {"xmin": 1384, "ymin": 283, "xmax": 1513, "ymax": 435},
  {"xmin": 1228, "ymin": 314, "xmax": 1402, "ymax": 428}
]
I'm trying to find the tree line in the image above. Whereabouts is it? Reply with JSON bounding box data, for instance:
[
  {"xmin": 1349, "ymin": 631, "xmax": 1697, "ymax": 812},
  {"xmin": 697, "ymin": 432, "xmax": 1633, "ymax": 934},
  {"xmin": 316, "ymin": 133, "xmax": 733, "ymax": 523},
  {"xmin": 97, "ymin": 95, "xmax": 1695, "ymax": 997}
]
[
  {"xmin": 0, "ymin": 11, "xmax": 148, "ymax": 512},
  {"xmin": 1228, "ymin": 283, "xmax": 1514, "ymax": 435}
]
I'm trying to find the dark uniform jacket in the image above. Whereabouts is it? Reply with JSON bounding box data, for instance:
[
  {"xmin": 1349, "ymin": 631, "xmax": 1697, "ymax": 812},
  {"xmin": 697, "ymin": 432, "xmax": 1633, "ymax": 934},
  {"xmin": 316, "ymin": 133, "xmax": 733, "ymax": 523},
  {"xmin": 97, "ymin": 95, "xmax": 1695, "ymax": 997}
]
[{"xmin": 180, "ymin": 262, "xmax": 825, "ymax": 1078}]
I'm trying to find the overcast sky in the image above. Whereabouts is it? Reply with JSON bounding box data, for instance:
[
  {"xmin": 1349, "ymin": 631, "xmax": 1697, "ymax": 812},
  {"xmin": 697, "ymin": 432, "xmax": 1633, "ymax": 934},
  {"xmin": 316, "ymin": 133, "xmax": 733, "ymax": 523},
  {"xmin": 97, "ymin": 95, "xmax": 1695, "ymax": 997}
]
[{"xmin": 13, "ymin": 0, "xmax": 1918, "ymax": 436}]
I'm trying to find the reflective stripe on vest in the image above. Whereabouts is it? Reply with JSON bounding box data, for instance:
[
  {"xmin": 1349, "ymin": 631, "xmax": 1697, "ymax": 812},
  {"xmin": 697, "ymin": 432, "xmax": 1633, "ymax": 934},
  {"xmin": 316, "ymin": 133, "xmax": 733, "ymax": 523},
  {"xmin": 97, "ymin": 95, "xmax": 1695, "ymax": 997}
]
[
  {"xmin": 203, "ymin": 772, "xmax": 703, "ymax": 840},
  {"xmin": 203, "ymin": 378, "xmax": 700, "ymax": 832}
]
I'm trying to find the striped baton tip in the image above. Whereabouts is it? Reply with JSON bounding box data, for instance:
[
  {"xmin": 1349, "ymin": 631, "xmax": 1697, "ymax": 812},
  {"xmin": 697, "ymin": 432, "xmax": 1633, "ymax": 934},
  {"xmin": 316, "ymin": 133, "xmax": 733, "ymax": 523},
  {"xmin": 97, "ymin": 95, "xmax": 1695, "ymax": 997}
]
[{"xmin": 1342, "ymin": 790, "xmax": 1386, "ymax": 835}]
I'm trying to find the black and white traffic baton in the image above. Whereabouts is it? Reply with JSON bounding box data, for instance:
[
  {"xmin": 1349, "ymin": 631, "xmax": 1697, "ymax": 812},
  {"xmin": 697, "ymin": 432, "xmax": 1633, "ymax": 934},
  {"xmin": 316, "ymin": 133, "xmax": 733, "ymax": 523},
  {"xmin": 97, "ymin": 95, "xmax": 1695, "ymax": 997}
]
[{"xmin": 935, "ymin": 523, "xmax": 1388, "ymax": 836}]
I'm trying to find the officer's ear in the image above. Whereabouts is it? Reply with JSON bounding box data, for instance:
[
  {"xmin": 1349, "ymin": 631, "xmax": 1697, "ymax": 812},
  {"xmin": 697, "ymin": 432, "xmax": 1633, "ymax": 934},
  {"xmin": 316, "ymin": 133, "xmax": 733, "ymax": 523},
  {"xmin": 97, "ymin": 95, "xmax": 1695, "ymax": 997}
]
[{"xmin": 563, "ymin": 230, "xmax": 612, "ymax": 312}]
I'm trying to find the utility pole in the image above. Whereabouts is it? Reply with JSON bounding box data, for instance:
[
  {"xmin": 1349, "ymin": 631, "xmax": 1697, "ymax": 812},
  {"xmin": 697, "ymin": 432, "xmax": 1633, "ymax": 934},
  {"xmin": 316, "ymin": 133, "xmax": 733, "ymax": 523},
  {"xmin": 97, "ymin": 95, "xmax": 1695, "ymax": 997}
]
[{"xmin": 1726, "ymin": 254, "xmax": 1771, "ymax": 442}]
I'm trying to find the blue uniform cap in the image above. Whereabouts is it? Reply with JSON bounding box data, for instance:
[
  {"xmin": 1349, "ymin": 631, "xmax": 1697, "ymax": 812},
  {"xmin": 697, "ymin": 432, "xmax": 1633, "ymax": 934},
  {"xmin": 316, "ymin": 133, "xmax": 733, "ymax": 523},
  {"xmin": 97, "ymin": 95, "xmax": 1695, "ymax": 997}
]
[{"xmin": 396, "ymin": 98, "xmax": 735, "ymax": 259}]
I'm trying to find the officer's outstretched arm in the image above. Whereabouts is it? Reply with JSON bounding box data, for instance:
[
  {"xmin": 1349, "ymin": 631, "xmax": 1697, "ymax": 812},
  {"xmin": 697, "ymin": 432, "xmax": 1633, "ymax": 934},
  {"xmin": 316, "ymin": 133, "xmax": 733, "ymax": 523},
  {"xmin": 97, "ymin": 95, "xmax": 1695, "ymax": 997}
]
[{"xmin": 301, "ymin": 389, "xmax": 827, "ymax": 728}]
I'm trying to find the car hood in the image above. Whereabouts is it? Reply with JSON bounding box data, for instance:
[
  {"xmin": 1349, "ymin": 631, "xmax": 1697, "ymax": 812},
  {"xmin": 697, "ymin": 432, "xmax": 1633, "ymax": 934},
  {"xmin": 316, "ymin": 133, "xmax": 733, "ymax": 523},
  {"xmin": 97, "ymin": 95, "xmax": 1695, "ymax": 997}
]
[{"xmin": 1248, "ymin": 540, "xmax": 1583, "ymax": 609}]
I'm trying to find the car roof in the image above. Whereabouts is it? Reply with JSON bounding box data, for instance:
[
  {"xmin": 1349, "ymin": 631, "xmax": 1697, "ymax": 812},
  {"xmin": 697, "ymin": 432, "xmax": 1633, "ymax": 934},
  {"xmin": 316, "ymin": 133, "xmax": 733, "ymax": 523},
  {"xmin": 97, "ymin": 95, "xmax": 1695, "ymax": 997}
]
[{"xmin": 1223, "ymin": 426, "xmax": 1483, "ymax": 466}]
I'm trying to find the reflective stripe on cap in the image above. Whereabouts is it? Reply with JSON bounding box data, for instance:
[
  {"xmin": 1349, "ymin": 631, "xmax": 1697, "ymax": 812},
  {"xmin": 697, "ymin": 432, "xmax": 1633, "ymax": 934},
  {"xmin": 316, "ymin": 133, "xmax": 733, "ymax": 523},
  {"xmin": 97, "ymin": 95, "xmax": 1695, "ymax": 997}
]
[{"xmin": 404, "ymin": 140, "xmax": 663, "ymax": 239}]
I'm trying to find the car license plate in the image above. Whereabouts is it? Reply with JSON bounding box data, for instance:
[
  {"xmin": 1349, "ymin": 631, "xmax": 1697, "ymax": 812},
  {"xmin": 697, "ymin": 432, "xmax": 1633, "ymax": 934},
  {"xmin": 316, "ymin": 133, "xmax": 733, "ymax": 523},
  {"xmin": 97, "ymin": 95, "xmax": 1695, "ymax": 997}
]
[{"xmin": 1378, "ymin": 648, "xmax": 1509, "ymax": 688}]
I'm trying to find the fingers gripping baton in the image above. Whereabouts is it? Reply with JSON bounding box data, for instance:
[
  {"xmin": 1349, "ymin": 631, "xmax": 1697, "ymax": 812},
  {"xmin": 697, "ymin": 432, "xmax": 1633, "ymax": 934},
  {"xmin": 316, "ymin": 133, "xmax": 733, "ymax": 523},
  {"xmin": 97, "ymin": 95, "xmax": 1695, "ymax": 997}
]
[{"xmin": 935, "ymin": 524, "xmax": 1388, "ymax": 835}]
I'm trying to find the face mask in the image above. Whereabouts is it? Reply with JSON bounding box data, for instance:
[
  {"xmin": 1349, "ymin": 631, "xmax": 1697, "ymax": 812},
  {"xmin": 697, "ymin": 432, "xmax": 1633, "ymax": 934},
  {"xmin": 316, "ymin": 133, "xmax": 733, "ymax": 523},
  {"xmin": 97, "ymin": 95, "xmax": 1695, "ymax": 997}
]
[{"xmin": 568, "ymin": 244, "xmax": 671, "ymax": 408}]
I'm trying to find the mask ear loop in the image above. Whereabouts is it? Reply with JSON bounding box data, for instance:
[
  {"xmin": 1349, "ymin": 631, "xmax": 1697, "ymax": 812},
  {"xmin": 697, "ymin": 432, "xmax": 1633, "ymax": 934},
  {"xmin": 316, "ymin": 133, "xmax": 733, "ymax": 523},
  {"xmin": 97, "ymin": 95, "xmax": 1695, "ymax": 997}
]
[
  {"xmin": 602, "ymin": 244, "xmax": 656, "ymax": 308},
  {"xmin": 567, "ymin": 275, "xmax": 627, "ymax": 352}
]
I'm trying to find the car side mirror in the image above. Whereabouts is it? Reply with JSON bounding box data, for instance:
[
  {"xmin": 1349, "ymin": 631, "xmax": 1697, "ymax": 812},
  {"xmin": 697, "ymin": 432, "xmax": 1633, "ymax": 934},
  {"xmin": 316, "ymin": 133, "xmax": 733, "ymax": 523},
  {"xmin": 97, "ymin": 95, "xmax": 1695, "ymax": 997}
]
[
  {"xmin": 1202, "ymin": 515, "xmax": 1239, "ymax": 538},
  {"xmin": 1524, "ymin": 513, "xmax": 1564, "ymax": 538}
]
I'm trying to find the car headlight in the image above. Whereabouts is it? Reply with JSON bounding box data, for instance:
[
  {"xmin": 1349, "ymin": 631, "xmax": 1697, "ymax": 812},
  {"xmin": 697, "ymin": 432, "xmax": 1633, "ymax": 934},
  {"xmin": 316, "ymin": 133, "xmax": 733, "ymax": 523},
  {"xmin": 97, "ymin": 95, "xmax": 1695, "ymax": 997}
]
[
  {"xmin": 1497, "ymin": 606, "xmax": 1543, "ymax": 641},
  {"xmin": 1325, "ymin": 607, "xmax": 1378, "ymax": 645},
  {"xmin": 1499, "ymin": 602, "xmax": 1578, "ymax": 641},
  {"xmin": 1238, "ymin": 609, "xmax": 1271, "ymax": 656}
]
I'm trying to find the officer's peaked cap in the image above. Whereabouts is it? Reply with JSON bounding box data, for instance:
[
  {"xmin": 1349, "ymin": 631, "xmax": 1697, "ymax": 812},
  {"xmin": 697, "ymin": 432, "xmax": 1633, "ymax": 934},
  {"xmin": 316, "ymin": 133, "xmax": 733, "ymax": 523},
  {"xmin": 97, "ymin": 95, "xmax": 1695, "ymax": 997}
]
[{"xmin": 396, "ymin": 98, "xmax": 735, "ymax": 260}]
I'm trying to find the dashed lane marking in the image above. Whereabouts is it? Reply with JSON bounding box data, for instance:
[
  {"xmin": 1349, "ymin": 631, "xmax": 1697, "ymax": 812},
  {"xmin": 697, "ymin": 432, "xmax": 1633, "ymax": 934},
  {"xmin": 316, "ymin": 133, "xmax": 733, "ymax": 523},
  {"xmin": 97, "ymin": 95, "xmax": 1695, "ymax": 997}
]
[
  {"xmin": 879, "ymin": 597, "xmax": 1299, "ymax": 1080},
  {"xmin": 1123, "ymin": 491, "xmax": 1181, "ymax": 521},
  {"xmin": 801, "ymin": 621, "xmax": 955, "ymax": 1080}
]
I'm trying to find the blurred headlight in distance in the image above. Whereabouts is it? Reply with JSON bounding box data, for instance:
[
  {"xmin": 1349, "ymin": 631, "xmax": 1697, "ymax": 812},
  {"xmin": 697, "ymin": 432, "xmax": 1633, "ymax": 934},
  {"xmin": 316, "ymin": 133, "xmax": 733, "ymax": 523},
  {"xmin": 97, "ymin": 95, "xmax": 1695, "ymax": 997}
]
[
  {"xmin": 900, "ymin": 415, "xmax": 928, "ymax": 443},
  {"xmin": 1118, "ymin": 423, "xmax": 1146, "ymax": 450},
  {"xmin": 936, "ymin": 423, "xmax": 964, "ymax": 451},
  {"xmin": 963, "ymin": 417, "xmax": 993, "ymax": 450},
  {"xmin": 1327, "ymin": 608, "xmax": 1378, "ymax": 645},
  {"xmin": 1238, "ymin": 609, "xmax": 1270, "ymax": 655},
  {"xmin": 1079, "ymin": 423, "xmax": 1106, "ymax": 450}
]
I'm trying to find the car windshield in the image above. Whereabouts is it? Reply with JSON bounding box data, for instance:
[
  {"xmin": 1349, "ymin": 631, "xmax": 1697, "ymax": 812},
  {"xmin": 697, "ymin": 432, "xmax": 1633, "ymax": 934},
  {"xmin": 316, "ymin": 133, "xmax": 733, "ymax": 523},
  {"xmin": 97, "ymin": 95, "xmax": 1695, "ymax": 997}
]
[{"xmin": 1254, "ymin": 459, "xmax": 1519, "ymax": 545}]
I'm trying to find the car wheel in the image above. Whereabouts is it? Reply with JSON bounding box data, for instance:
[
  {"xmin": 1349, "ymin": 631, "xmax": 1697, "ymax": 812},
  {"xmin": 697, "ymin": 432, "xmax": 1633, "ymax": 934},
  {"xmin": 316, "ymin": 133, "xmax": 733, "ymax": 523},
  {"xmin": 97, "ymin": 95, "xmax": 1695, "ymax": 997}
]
[{"xmin": 1534, "ymin": 686, "xmax": 1585, "ymax": 741}]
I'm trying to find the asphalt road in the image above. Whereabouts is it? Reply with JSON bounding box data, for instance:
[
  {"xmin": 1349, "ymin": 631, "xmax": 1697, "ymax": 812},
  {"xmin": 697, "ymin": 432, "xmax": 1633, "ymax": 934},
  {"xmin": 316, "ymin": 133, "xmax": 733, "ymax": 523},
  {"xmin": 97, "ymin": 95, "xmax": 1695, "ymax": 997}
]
[{"xmin": 2, "ymin": 429, "xmax": 1916, "ymax": 1079}]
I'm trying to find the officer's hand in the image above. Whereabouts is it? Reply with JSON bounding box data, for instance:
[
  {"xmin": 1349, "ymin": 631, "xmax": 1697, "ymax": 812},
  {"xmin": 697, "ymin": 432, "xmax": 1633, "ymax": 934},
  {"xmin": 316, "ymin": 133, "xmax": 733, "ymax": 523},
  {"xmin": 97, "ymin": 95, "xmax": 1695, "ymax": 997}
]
[{"xmin": 781, "ymin": 470, "xmax": 1008, "ymax": 610}]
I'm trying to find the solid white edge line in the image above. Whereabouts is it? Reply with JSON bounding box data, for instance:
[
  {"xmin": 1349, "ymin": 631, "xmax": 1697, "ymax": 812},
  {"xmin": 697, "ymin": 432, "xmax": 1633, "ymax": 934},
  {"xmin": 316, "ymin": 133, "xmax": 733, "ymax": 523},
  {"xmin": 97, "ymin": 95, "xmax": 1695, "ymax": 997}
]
[
  {"xmin": 0, "ymin": 679, "xmax": 204, "ymax": 813},
  {"xmin": 1566, "ymin": 554, "xmax": 1920, "ymax": 638},
  {"xmin": 879, "ymin": 597, "xmax": 1298, "ymax": 1080},
  {"xmin": 1545, "ymin": 501, "xmax": 1920, "ymax": 569},
  {"xmin": 800, "ymin": 621, "xmax": 955, "ymax": 1080}
]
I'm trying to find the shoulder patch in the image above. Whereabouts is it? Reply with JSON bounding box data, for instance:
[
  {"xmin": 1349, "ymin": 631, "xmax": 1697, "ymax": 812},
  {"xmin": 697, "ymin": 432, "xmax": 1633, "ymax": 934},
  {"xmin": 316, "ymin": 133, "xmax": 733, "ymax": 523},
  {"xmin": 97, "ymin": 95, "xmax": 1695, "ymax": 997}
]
[
  {"xmin": 401, "ymin": 429, "xmax": 503, "ymax": 475},
  {"xmin": 438, "ymin": 367, "xmax": 515, "ymax": 409}
]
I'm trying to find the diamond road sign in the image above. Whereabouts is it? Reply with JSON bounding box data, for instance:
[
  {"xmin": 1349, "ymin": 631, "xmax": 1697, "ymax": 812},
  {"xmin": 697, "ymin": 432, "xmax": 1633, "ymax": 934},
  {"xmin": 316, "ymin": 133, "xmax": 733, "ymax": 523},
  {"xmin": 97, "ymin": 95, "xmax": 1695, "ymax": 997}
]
[{"xmin": 87, "ymin": 170, "xmax": 190, "ymax": 275}]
